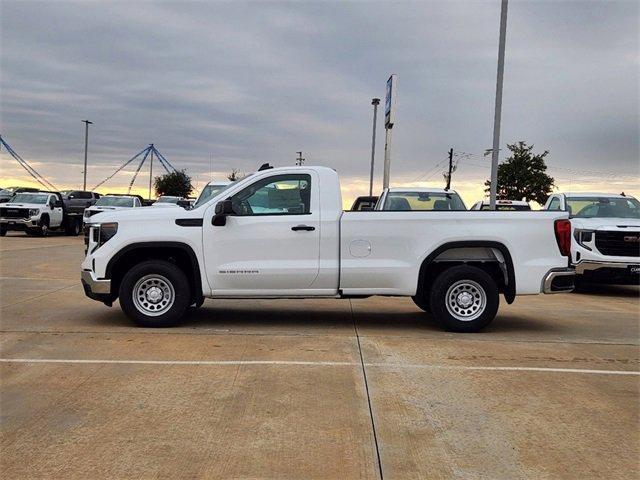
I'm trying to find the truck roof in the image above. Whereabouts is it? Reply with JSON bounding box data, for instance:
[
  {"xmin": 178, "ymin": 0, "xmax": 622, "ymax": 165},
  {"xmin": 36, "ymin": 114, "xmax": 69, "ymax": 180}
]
[
  {"xmin": 561, "ymin": 192, "xmax": 630, "ymax": 198},
  {"xmin": 386, "ymin": 187, "xmax": 460, "ymax": 194}
]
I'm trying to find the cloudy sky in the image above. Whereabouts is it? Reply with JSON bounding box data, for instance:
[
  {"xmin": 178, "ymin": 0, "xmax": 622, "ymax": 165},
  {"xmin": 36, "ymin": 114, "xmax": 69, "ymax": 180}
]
[{"xmin": 1, "ymin": 0, "xmax": 638, "ymax": 205}]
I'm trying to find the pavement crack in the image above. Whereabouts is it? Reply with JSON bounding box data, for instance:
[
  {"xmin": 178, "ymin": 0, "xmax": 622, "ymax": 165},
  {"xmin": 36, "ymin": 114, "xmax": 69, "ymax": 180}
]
[{"xmin": 350, "ymin": 299, "xmax": 384, "ymax": 480}]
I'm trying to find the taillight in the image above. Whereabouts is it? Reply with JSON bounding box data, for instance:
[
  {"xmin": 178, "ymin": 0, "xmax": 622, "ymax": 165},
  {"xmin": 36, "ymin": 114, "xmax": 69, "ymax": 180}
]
[{"xmin": 554, "ymin": 219, "xmax": 571, "ymax": 257}]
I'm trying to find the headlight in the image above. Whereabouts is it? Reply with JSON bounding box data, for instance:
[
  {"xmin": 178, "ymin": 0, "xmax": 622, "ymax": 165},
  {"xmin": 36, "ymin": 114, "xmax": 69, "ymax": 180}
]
[
  {"xmin": 29, "ymin": 209, "xmax": 39, "ymax": 216},
  {"xmin": 87, "ymin": 222, "xmax": 118, "ymax": 252},
  {"xmin": 573, "ymin": 228, "xmax": 594, "ymax": 250},
  {"xmin": 84, "ymin": 210, "xmax": 90, "ymax": 218},
  {"xmin": 98, "ymin": 222, "xmax": 118, "ymax": 247}
]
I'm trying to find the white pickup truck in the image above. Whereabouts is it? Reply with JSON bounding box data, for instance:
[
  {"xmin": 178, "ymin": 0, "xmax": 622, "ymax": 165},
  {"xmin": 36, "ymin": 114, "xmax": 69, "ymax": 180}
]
[
  {"xmin": 81, "ymin": 166, "xmax": 574, "ymax": 332},
  {"xmin": 544, "ymin": 192, "xmax": 640, "ymax": 285}
]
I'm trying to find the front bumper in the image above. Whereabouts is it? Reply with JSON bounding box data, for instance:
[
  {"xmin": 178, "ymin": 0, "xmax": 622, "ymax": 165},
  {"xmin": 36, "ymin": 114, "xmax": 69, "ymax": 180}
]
[
  {"xmin": 542, "ymin": 268, "xmax": 575, "ymax": 293},
  {"xmin": 81, "ymin": 270, "xmax": 114, "ymax": 305},
  {"xmin": 575, "ymin": 260, "xmax": 640, "ymax": 285},
  {"xmin": 0, "ymin": 218, "xmax": 38, "ymax": 230}
]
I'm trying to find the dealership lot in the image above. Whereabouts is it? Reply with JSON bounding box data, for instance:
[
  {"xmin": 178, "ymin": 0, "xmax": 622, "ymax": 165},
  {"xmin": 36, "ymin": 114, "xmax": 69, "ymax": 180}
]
[{"xmin": 1, "ymin": 233, "xmax": 638, "ymax": 479}]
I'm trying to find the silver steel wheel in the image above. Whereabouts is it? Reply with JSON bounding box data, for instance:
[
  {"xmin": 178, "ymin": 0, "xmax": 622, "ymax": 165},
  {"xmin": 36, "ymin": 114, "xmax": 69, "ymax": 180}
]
[
  {"xmin": 132, "ymin": 274, "xmax": 175, "ymax": 317},
  {"xmin": 445, "ymin": 279, "xmax": 487, "ymax": 322}
]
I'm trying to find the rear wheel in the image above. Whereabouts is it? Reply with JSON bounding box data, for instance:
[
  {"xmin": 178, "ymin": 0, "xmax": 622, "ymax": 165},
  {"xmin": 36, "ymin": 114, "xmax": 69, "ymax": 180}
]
[
  {"xmin": 119, "ymin": 260, "xmax": 191, "ymax": 327},
  {"xmin": 429, "ymin": 265, "xmax": 499, "ymax": 333},
  {"xmin": 65, "ymin": 217, "xmax": 81, "ymax": 236},
  {"xmin": 0, "ymin": 225, "xmax": 6, "ymax": 237}
]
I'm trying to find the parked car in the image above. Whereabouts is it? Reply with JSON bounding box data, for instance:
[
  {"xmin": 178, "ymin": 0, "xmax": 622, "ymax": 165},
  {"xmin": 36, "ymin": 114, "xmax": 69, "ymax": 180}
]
[
  {"xmin": 193, "ymin": 181, "xmax": 231, "ymax": 208},
  {"xmin": 60, "ymin": 190, "xmax": 100, "ymax": 214},
  {"xmin": 376, "ymin": 187, "xmax": 467, "ymax": 211},
  {"xmin": 83, "ymin": 194, "xmax": 143, "ymax": 223},
  {"xmin": 350, "ymin": 196, "xmax": 379, "ymax": 211},
  {"xmin": 471, "ymin": 199, "xmax": 531, "ymax": 211},
  {"xmin": 0, "ymin": 189, "xmax": 14, "ymax": 204},
  {"xmin": 544, "ymin": 192, "xmax": 639, "ymax": 285},
  {"xmin": 81, "ymin": 166, "xmax": 574, "ymax": 332},
  {"xmin": 0, "ymin": 191, "xmax": 84, "ymax": 236},
  {"xmin": 0, "ymin": 186, "xmax": 40, "ymax": 204}
]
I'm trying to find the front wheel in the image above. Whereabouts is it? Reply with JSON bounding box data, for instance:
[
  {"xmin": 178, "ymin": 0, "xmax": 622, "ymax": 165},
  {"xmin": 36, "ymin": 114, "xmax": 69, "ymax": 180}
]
[
  {"xmin": 429, "ymin": 265, "xmax": 499, "ymax": 333},
  {"xmin": 119, "ymin": 260, "xmax": 191, "ymax": 327},
  {"xmin": 38, "ymin": 217, "xmax": 49, "ymax": 237}
]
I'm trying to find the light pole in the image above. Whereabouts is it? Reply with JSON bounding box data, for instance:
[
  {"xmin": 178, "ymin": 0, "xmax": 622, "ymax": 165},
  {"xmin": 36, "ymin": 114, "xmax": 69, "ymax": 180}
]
[
  {"xmin": 489, "ymin": 0, "xmax": 508, "ymax": 209},
  {"xmin": 369, "ymin": 98, "xmax": 380, "ymax": 196},
  {"xmin": 81, "ymin": 120, "xmax": 93, "ymax": 190}
]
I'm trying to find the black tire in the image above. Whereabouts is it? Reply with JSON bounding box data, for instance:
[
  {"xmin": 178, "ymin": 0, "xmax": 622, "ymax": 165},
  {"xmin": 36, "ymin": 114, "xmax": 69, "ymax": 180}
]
[
  {"xmin": 118, "ymin": 260, "xmax": 191, "ymax": 327},
  {"xmin": 429, "ymin": 265, "xmax": 499, "ymax": 333},
  {"xmin": 0, "ymin": 225, "xmax": 6, "ymax": 237},
  {"xmin": 65, "ymin": 218, "xmax": 81, "ymax": 236},
  {"xmin": 411, "ymin": 293, "xmax": 431, "ymax": 313},
  {"xmin": 38, "ymin": 216, "xmax": 49, "ymax": 237}
]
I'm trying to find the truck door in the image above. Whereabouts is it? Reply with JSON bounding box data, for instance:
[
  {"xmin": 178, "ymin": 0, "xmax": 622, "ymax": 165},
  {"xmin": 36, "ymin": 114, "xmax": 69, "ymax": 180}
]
[
  {"xmin": 50, "ymin": 195, "xmax": 64, "ymax": 226},
  {"xmin": 203, "ymin": 172, "xmax": 320, "ymax": 294}
]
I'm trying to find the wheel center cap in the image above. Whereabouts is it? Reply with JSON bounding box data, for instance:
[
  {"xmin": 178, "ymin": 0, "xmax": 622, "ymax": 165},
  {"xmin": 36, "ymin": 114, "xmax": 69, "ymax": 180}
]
[
  {"xmin": 146, "ymin": 286, "xmax": 163, "ymax": 303},
  {"xmin": 457, "ymin": 292, "xmax": 473, "ymax": 308}
]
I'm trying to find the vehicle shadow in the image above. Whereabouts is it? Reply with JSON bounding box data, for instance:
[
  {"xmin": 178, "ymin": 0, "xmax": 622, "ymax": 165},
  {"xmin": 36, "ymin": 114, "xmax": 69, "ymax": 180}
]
[{"xmin": 573, "ymin": 284, "xmax": 640, "ymax": 298}]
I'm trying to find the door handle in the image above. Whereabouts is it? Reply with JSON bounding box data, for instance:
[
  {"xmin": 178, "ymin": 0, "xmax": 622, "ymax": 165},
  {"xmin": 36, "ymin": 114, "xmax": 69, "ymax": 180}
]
[{"xmin": 291, "ymin": 225, "xmax": 315, "ymax": 231}]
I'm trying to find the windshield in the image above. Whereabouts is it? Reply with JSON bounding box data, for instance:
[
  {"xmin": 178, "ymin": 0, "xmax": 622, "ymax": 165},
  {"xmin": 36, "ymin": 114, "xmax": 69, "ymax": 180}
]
[
  {"xmin": 95, "ymin": 196, "xmax": 134, "ymax": 207},
  {"xmin": 156, "ymin": 196, "xmax": 180, "ymax": 204},
  {"xmin": 567, "ymin": 196, "xmax": 640, "ymax": 219},
  {"xmin": 194, "ymin": 183, "xmax": 232, "ymax": 208},
  {"xmin": 382, "ymin": 191, "xmax": 466, "ymax": 211},
  {"xmin": 11, "ymin": 193, "xmax": 49, "ymax": 204}
]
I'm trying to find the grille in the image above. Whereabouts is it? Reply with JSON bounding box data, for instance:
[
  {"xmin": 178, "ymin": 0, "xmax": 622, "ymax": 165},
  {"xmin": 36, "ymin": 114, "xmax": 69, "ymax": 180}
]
[
  {"xmin": 595, "ymin": 231, "xmax": 640, "ymax": 257},
  {"xmin": 0, "ymin": 207, "xmax": 30, "ymax": 219}
]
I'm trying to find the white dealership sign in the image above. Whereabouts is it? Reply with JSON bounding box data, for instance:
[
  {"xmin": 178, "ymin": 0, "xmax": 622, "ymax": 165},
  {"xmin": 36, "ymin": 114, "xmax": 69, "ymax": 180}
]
[{"xmin": 384, "ymin": 74, "xmax": 397, "ymax": 128}]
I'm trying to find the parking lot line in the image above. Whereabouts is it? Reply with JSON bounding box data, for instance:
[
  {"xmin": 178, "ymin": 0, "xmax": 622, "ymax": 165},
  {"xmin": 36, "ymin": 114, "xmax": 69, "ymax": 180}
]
[{"xmin": 2, "ymin": 358, "xmax": 638, "ymax": 375}]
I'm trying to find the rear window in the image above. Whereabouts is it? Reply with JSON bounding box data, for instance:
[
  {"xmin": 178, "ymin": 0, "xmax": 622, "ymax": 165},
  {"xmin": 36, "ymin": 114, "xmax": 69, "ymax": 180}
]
[
  {"xmin": 95, "ymin": 196, "xmax": 134, "ymax": 207},
  {"xmin": 382, "ymin": 191, "xmax": 466, "ymax": 211}
]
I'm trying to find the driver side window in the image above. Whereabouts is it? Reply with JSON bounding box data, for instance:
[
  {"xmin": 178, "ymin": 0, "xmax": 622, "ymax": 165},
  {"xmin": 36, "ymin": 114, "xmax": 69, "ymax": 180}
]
[{"xmin": 231, "ymin": 174, "xmax": 312, "ymax": 216}]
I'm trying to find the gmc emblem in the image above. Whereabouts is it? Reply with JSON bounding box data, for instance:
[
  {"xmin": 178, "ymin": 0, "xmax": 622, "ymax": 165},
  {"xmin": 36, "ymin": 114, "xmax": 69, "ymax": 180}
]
[{"xmin": 623, "ymin": 236, "xmax": 640, "ymax": 243}]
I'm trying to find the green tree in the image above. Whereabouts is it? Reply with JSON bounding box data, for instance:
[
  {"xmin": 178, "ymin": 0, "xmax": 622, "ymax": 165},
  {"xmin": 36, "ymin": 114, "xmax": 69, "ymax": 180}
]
[
  {"xmin": 154, "ymin": 170, "xmax": 193, "ymax": 198},
  {"xmin": 484, "ymin": 141, "xmax": 555, "ymax": 205}
]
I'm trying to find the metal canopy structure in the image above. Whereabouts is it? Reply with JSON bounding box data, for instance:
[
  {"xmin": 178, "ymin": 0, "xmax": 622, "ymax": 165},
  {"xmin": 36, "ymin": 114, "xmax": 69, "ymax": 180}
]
[
  {"xmin": 0, "ymin": 135, "xmax": 58, "ymax": 191},
  {"xmin": 92, "ymin": 144, "xmax": 176, "ymax": 196}
]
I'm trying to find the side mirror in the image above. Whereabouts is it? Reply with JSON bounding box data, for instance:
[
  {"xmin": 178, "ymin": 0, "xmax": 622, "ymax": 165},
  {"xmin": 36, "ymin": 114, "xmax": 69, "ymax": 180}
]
[
  {"xmin": 215, "ymin": 199, "xmax": 233, "ymax": 215},
  {"xmin": 212, "ymin": 199, "xmax": 233, "ymax": 226}
]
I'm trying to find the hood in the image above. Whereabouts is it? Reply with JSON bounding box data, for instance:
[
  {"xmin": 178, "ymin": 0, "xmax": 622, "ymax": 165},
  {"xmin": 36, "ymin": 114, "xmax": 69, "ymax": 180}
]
[
  {"xmin": 571, "ymin": 217, "xmax": 640, "ymax": 230},
  {"xmin": 2, "ymin": 202, "xmax": 44, "ymax": 209},
  {"xmin": 85, "ymin": 205, "xmax": 196, "ymax": 224}
]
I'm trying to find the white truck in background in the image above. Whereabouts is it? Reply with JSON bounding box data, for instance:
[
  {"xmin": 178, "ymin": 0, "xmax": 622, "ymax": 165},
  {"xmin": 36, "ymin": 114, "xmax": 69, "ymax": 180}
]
[
  {"xmin": 376, "ymin": 187, "xmax": 467, "ymax": 211},
  {"xmin": 0, "ymin": 191, "xmax": 84, "ymax": 236},
  {"xmin": 83, "ymin": 194, "xmax": 144, "ymax": 224},
  {"xmin": 544, "ymin": 192, "xmax": 640, "ymax": 285},
  {"xmin": 81, "ymin": 166, "xmax": 574, "ymax": 332}
]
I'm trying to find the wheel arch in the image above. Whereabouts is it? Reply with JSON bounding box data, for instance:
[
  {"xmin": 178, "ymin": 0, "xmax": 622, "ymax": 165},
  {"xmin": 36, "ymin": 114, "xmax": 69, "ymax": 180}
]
[
  {"xmin": 106, "ymin": 242, "xmax": 203, "ymax": 304},
  {"xmin": 417, "ymin": 241, "xmax": 516, "ymax": 304}
]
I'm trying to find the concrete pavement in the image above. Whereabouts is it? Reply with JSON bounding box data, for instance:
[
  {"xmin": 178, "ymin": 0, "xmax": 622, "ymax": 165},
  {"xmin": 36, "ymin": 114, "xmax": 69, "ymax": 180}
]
[{"xmin": 1, "ymin": 233, "xmax": 638, "ymax": 479}]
